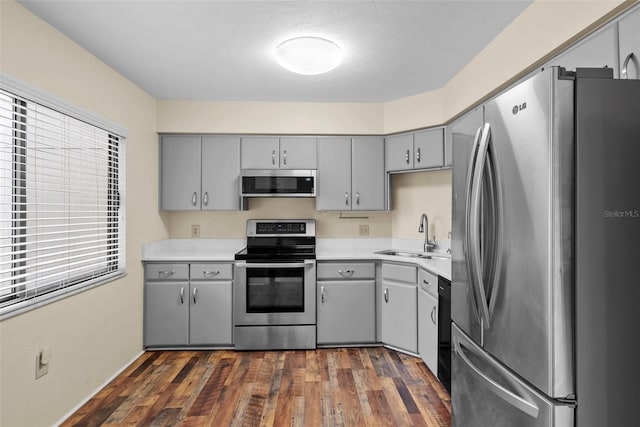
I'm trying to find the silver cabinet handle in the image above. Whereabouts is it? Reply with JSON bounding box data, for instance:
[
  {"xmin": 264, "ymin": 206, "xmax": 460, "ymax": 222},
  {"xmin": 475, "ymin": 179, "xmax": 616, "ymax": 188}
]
[
  {"xmin": 272, "ymin": 150, "xmax": 276, "ymax": 165},
  {"xmin": 355, "ymin": 192, "xmax": 360, "ymax": 206},
  {"xmin": 431, "ymin": 306, "xmax": 437, "ymax": 325},
  {"xmin": 416, "ymin": 147, "xmax": 421, "ymax": 163},
  {"xmin": 345, "ymin": 192, "xmax": 349, "ymax": 206},
  {"xmin": 338, "ymin": 269, "xmax": 354, "ymax": 278},
  {"xmin": 384, "ymin": 287, "xmax": 389, "ymax": 303},
  {"xmin": 283, "ymin": 150, "xmax": 287, "ymax": 165},
  {"xmin": 191, "ymin": 192, "xmax": 197, "ymax": 206},
  {"xmin": 192, "ymin": 287, "xmax": 197, "ymax": 304},
  {"xmin": 202, "ymin": 270, "xmax": 220, "ymax": 277},
  {"xmin": 179, "ymin": 287, "xmax": 185, "ymax": 304},
  {"xmin": 158, "ymin": 270, "xmax": 175, "ymax": 277},
  {"xmin": 405, "ymin": 149, "xmax": 410, "ymax": 164},
  {"xmin": 321, "ymin": 286, "xmax": 325, "ymax": 303},
  {"xmin": 203, "ymin": 192, "xmax": 209, "ymax": 206},
  {"xmin": 622, "ymin": 52, "xmax": 636, "ymax": 79}
]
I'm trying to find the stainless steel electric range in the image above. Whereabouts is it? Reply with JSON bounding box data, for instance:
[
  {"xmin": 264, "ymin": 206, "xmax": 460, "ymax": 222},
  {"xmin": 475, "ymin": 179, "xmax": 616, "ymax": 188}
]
[{"xmin": 234, "ymin": 219, "xmax": 316, "ymax": 350}]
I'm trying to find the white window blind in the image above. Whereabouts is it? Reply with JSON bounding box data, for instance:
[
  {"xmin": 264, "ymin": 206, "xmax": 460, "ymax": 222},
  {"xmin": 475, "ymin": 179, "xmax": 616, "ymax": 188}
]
[{"xmin": 0, "ymin": 88, "xmax": 125, "ymax": 316}]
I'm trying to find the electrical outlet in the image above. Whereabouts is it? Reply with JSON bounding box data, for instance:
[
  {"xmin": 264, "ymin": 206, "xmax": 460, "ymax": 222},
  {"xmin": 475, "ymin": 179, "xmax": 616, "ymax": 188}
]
[
  {"xmin": 191, "ymin": 224, "xmax": 200, "ymax": 238},
  {"xmin": 359, "ymin": 224, "xmax": 370, "ymax": 236},
  {"xmin": 35, "ymin": 348, "xmax": 50, "ymax": 379}
]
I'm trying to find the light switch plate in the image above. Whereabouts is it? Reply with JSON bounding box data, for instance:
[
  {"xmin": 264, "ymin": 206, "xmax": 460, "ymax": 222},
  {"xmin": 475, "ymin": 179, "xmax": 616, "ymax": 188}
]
[{"xmin": 35, "ymin": 354, "xmax": 49, "ymax": 379}]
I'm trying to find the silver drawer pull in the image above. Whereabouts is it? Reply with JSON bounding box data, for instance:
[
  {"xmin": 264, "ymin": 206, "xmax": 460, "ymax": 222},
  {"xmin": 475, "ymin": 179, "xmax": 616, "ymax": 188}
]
[
  {"xmin": 338, "ymin": 269, "xmax": 354, "ymax": 277},
  {"xmin": 423, "ymin": 279, "xmax": 430, "ymax": 286},
  {"xmin": 158, "ymin": 270, "xmax": 175, "ymax": 277},
  {"xmin": 202, "ymin": 270, "xmax": 220, "ymax": 277}
]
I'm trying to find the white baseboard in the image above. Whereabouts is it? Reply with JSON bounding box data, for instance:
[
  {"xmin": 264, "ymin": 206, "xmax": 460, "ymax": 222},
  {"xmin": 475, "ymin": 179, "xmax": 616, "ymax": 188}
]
[{"xmin": 54, "ymin": 350, "xmax": 144, "ymax": 426}]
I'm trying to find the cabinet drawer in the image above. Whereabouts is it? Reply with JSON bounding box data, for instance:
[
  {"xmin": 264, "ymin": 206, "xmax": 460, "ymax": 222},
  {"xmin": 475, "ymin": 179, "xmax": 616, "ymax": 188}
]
[
  {"xmin": 382, "ymin": 263, "xmax": 417, "ymax": 284},
  {"xmin": 317, "ymin": 262, "xmax": 375, "ymax": 280},
  {"xmin": 419, "ymin": 268, "xmax": 438, "ymax": 298},
  {"xmin": 145, "ymin": 263, "xmax": 189, "ymax": 281},
  {"xmin": 190, "ymin": 263, "xmax": 233, "ymax": 281}
]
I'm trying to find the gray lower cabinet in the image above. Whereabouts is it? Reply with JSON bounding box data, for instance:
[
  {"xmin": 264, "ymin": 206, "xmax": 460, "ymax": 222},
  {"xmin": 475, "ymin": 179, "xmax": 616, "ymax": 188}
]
[
  {"xmin": 418, "ymin": 268, "xmax": 438, "ymax": 375},
  {"xmin": 381, "ymin": 263, "xmax": 418, "ymax": 354},
  {"xmin": 160, "ymin": 135, "xmax": 240, "ymax": 210},
  {"xmin": 316, "ymin": 136, "xmax": 385, "ymax": 211},
  {"xmin": 316, "ymin": 261, "xmax": 376, "ymax": 345},
  {"xmin": 144, "ymin": 262, "xmax": 233, "ymax": 348}
]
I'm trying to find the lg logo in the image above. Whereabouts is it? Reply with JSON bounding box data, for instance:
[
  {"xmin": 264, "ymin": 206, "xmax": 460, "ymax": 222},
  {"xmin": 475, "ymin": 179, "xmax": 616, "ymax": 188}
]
[{"xmin": 512, "ymin": 102, "xmax": 527, "ymax": 115}]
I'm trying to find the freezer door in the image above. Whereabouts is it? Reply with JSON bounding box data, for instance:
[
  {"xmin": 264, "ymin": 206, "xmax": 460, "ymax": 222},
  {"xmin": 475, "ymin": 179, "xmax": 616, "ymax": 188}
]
[
  {"xmin": 450, "ymin": 107, "xmax": 484, "ymax": 343},
  {"xmin": 452, "ymin": 323, "xmax": 574, "ymax": 427}
]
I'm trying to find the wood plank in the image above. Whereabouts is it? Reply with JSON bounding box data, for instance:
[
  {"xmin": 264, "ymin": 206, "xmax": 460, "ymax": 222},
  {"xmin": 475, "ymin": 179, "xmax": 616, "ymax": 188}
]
[{"xmin": 62, "ymin": 347, "xmax": 451, "ymax": 427}]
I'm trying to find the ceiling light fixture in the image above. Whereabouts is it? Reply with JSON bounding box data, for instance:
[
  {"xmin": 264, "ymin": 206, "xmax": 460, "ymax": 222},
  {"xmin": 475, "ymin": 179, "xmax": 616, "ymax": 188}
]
[{"xmin": 275, "ymin": 36, "xmax": 343, "ymax": 75}]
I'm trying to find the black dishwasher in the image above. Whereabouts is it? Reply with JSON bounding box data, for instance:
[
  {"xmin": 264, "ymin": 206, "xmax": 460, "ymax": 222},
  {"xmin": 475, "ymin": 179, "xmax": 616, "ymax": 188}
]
[{"xmin": 437, "ymin": 276, "xmax": 451, "ymax": 393}]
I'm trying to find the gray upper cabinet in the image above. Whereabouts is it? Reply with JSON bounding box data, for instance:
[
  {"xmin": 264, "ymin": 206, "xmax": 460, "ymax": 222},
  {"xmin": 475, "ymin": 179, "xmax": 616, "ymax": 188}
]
[
  {"xmin": 160, "ymin": 136, "xmax": 202, "ymax": 210},
  {"xmin": 241, "ymin": 136, "xmax": 317, "ymax": 169},
  {"xmin": 317, "ymin": 136, "xmax": 385, "ymax": 211},
  {"xmin": 352, "ymin": 136, "xmax": 385, "ymax": 210},
  {"xmin": 385, "ymin": 133, "xmax": 414, "ymax": 172},
  {"xmin": 414, "ymin": 128, "xmax": 444, "ymax": 169},
  {"xmin": 385, "ymin": 128, "xmax": 444, "ymax": 172},
  {"xmin": 619, "ymin": 6, "xmax": 640, "ymax": 79},
  {"xmin": 279, "ymin": 136, "xmax": 317, "ymax": 169},
  {"xmin": 316, "ymin": 137, "xmax": 352, "ymax": 210},
  {"xmin": 241, "ymin": 136, "xmax": 280, "ymax": 169},
  {"xmin": 545, "ymin": 24, "xmax": 619, "ymax": 77},
  {"xmin": 202, "ymin": 136, "xmax": 240, "ymax": 210},
  {"xmin": 160, "ymin": 135, "xmax": 240, "ymax": 211}
]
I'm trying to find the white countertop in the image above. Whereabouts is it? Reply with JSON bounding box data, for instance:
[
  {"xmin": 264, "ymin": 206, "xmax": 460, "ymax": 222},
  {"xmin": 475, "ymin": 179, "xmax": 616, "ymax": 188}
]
[{"xmin": 141, "ymin": 237, "xmax": 451, "ymax": 280}]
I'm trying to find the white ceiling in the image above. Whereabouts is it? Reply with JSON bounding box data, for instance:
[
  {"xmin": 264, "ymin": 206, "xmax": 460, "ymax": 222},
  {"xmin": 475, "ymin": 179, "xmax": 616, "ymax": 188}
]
[{"xmin": 18, "ymin": 0, "xmax": 533, "ymax": 103}]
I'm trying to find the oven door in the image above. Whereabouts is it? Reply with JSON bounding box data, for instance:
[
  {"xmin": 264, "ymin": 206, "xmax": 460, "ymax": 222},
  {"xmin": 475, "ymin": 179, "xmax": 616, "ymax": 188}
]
[{"xmin": 234, "ymin": 260, "xmax": 316, "ymax": 326}]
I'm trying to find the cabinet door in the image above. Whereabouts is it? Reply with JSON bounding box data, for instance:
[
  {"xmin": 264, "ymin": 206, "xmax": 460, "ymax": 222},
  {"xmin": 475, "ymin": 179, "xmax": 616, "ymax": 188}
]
[
  {"xmin": 280, "ymin": 137, "xmax": 317, "ymax": 169},
  {"xmin": 418, "ymin": 289, "xmax": 438, "ymax": 376},
  {"xmin": 160, "ymin": 136, "xmax": 201, "ymax": 210},
  {"xmin": 202, "ymin": 136, "xmax": 240, "ymax": 210},
  {"xmin": 316, "ymin": 137, "xmax": 352, "ymax": 210},
  {"xmin": 385, "ymin": 133, "xmax": 414, "ymax": 172},
  {"xmin": 352, "ymin": 136, "xmax": 385, "ymax": 210},
  {"xmin": 241, "ymin": 137, "xmax": 280, "ymax": 169},
  {"xmin": 414, "ymin": 128, "xmax": 444, "ymax": 169},
  {"xmin": 317, "ymin": 280, "xmax": 376, "ymax": 345},
  {"xmin": 189, "ymin": 282, "xmax": 233, "ymax": 345},
  {"xmin": 619, "ymin": 7, "xmax": 640, "ymax": 79},
  {"xmin": 381, "ymin": 281, "xmax": 418, "ymax": 353},
  {"xmin": 546, "ymin": 24, "xmax": 619, "ymax": 77},
  {"xmin": 144, "ymin": 282, "xmax": 189, "ymax": 346}
]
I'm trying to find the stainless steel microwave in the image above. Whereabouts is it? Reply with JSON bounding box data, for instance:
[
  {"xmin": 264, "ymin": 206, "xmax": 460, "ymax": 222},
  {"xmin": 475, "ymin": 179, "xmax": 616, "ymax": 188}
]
[{"xmin": 241, "ymin": 169, "xmax": 316, "ymax": 197}]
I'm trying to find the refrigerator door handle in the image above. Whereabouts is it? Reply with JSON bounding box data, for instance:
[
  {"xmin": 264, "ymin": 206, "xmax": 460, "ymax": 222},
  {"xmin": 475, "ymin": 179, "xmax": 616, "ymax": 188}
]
[
  {"xmin": 464, "ymin": 126, "xmax": 485, "ymax": 322},
  {"xmin": 454, "ymin": 329, "xmax": 540, "ymax": 419},
  {"xmin": 468, "ymin": 123, "xmax": 492, "ymax": 327}
]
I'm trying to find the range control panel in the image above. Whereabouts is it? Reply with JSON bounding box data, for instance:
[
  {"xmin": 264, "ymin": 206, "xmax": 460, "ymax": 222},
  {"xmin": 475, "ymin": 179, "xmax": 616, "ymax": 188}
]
[{"xmin": 247, "ymin": 219, "xmax": 315, "ymax": 237}]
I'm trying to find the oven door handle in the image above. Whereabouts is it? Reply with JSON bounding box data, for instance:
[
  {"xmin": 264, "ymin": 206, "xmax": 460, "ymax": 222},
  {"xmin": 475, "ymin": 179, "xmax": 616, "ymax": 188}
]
[{"xmin": 235, "ymin": 261, "xmax": 314, "ymax": 269}]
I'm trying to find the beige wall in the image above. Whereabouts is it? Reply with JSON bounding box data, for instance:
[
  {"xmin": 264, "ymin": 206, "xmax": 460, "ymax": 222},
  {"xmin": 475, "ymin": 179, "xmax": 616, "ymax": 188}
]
[{"xmin": 0, "ymin": 2, "xmax": 166, "ymax": 426}]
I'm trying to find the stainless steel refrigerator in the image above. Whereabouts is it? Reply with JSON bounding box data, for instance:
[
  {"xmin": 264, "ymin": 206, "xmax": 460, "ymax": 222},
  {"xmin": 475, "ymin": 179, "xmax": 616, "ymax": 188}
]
[{"xmin": 451, "ymin": 66, "xmax": 640, "ymax": 427}]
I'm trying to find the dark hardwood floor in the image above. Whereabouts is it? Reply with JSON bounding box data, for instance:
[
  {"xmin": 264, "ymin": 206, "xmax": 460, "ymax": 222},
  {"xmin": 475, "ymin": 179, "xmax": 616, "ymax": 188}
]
[{"xmin": 62, "ymin": 347, "xmax": 451, "ymax": 426}]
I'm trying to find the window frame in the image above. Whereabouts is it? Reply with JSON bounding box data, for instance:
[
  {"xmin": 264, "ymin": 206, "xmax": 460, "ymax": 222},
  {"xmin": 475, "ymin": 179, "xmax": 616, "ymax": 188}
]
[{"xmin": 0, "ymin": 74, "xmax": 127, "ymax": 320}]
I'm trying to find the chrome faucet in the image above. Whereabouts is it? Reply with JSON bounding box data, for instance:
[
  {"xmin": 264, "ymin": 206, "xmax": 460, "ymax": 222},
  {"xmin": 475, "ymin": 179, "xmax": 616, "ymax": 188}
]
[{"xmin": 418, "ymin": 213, "xmax": 437, "ymax": 252}]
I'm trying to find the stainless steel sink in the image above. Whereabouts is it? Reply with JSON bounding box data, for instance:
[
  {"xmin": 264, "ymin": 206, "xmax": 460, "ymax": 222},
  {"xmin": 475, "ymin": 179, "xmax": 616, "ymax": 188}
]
[{"xmin": 375, "ymin": 249, "xmax": 450, "ymax": 260}]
